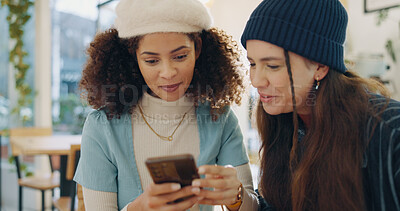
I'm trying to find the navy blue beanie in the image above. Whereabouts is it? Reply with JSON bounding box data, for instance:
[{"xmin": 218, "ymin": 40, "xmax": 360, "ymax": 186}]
[{"xmin": 241, "ymin": 0, "xmax": 348, "ymax": 73}]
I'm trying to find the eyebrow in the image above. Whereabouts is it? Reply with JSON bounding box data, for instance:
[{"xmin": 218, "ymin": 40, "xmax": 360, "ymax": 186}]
[
  {"xmin": 140, "ymin": 46, "xmax": 190, "ymax": 56},
  {"xmin": 247, "ymin": 56, "xmax": 283, "ymax": 61}
]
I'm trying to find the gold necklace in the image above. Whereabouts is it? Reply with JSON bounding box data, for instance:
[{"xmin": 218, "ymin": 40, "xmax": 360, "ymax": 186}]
[{"xmin": 137, "ymin": 105, "xmax": 187, "ymax": 141}]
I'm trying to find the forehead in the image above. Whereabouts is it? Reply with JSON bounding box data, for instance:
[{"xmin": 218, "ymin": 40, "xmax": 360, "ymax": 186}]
[
  {"xmin": 246, "ymin": 40, "xmax": 314, "ymax": 66},
  {"xmin": 138, "ymin": 32, "xmax": 194, "ymax": 50},
  {"xmin": 246, "ymin": 40, "xmax": 283, "ymax": 58}
]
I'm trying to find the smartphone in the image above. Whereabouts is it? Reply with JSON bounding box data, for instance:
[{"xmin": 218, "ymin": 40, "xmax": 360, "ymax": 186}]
[{"xmin": 145, "ymin": 154, "xmax": 200, "ymax": 187}]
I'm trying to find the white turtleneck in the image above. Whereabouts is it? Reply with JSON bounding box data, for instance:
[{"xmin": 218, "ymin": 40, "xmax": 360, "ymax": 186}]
[{"xmin": 133, "ymin": 92, "xmax": 200, "ymax": 191}]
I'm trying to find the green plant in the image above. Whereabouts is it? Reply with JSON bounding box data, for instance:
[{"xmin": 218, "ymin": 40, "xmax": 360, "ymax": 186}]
[
  {"xmin": 386, "ymin": 39, "xmax": 396, "ymax": 63},
  {"xmin": 8, "ymin": 156, "xmax": 33, "ymax": 177},
  {"xmin": 1, "ymin": 129, "xmax": 33, "ymax": 177},
  {"xmin": 376, "ymin": 8, "xmax": 400, "ymax": 64},
  {"xmin": 376, "ymin": 9, "xmax": 389, "ymax": 26},
  {"xmin": 53, "ymin": 94, "xmax": 89, "ymax": 134},
  {"xmin": 0, "ymin": 0, "xmax": 34, "ymax": 125}
]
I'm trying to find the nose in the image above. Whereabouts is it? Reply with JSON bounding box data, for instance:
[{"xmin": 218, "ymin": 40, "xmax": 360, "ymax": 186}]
[
  {"xmin": 159, "ymin": 61, "xmax": 177, "ymax": 80},
  {"xmin": 250, "ymin": 66, "xmax": 269, "ymax": 89}
]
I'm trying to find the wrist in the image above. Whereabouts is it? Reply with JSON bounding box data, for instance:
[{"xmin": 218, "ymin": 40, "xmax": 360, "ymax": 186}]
[
  {"xmin": 225, "ymin": 183, "xmax": 243, "ymax": 211},
  {"xmin": 127, "ymin": 195, "xmax": 143, "ymax": 211}
]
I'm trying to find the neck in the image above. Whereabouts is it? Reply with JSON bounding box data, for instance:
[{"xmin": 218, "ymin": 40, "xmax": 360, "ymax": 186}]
[{"xmin": 139, "ymin": 91, "xmax": 194, "ymax": 118}]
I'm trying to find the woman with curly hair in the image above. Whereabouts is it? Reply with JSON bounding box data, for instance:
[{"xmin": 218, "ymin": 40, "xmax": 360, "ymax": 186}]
[
  {"xmin": 73, "ymin": 0, "xmax": 258, "ymax": 210},
  {"xmin": 241, "ymin": 0, "xmax": 400, "ymax": 210}
]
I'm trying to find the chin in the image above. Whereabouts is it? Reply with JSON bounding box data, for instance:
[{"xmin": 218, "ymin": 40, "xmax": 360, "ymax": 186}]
[{"xmin": 262, "ymin": 104, "xmax": 285, "ymax": 116}]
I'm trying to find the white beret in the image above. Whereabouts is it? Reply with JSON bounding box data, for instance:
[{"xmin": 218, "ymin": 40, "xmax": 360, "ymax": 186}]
[{"xmin": 114, "ymin": 0, "xmax": 213, "ymax": 38}]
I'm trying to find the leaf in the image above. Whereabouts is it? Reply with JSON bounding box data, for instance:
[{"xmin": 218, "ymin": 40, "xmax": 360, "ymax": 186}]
[
  {"xmin": 8, "ymin": 156, "xmax": 14, "ymax": 164},
  {"xmin": 385, "ymin": 39, "xmax": 396, "ymax": 63},
  {"xmin": 0, "ymin": 129, "xmax": 10, "ymax": 137},
  {"xmin": 20, "ymin": 163, "xmax": 27, "ymax": 171},
  {"xmin": 2, "ymin": 0, "xmax": 34, "ymax": 124},
  {"xmin": 11, "ymin": 107, "xmax": 19, "ymax": 114},
  {"xmin": 376, "ymin": 9, "xmax": 389, "ymax": 26},
  {"xmin": 25, "ymin": 171, "xmax": 33, "ymax": 177}
]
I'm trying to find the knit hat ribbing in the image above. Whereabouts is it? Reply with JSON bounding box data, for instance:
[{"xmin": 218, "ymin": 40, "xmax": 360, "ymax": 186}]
[
  {"xmin": 114, "ymin": 0, "xmax": 213, "ymax": 38},
  {"xmin": 241, "ymin": 0, "xmax": 348, "ymax": 73}
]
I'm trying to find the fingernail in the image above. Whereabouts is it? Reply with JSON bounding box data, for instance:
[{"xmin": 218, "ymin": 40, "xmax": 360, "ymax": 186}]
[
  {"xmin": 198, "ymin": 167, "xmax": 205, "ymax": 174},
  {"xmin": 192, "ymin": 187, "xmax": 200, "ymax": 194},
  {"xmin": 192, "ymin": 180, "xmax": 201, "ymax": 187},
  {"xmin": 197, "ymin": 196, "xmax": 204, "ymax": 201},
  {"xmin": 171, "ymin": 184, "xmax": 181, "ymax": 190}
]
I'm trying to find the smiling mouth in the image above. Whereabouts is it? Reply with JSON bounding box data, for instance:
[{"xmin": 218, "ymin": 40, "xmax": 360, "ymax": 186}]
[
  {"xmin": 259, "ymin": 92, "xmax": 277, "ymax": 103},
  {"xmin": 160, "ymin": 82, "xmax": 182, "ymax": 92}
]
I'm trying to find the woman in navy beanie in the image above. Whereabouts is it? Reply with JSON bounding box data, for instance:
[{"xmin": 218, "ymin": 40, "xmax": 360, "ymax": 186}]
[{"xmin": 241, "ymin": 0, "xmax": 400, "ymax": 210}]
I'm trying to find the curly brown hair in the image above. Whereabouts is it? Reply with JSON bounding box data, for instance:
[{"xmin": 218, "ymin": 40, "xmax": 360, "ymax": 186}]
[{"xmin": 79, "ymin": 28, "xmax": 245, "ymax": 119}]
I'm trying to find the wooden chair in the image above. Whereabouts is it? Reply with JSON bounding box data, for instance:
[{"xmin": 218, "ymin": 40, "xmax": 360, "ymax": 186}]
[
  {"xmin": 9, "ymin": 127, "xmax": 60, "ymax": 211},
  {"xmin": 53, "ymin": 144, "xmax": 84, "ymax": 211}
]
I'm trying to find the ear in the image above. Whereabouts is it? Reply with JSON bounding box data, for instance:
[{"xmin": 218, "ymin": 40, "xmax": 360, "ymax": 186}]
[
  {"xmin": 314, "ymin": 63, "xmax": 329, "ymax": 80},
  {"xmin": 195, "ymin": 37, "xmax": 202, "ymax": 59}
]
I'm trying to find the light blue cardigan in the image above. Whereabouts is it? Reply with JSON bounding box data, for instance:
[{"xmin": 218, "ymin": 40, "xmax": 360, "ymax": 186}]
[{"xmin": 74, "ymin": 104, "xmax": 249, "ymax": 210}]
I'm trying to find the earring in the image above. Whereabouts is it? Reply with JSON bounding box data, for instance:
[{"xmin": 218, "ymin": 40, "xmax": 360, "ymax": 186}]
[{"xmin": 315, "ymin": 76, "xmax": 320, "ymax": 90}]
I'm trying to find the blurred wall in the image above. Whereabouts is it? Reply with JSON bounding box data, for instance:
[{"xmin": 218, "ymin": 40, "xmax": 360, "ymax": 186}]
[
  {"xmin": 347, "ymin": 1, "xmax": 400, "ymax": 100},
  {"xmin": 209, "ymin": 0, "xmax": 400, "ymax": 101},
  {"xmin": 207, "ymin": 0, "xmax": 262, "ymax": 145}
]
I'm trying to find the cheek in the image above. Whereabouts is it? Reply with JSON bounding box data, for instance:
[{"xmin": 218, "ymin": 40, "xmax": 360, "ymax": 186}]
[
  {"xmin": 139, "ymin": 66, "xmax": 157, "ymax": 83},
  {"xmin": 270, "ymin": 74, "xmax": 290, "ymax": 91},
  {"xmin": 248, "ymin": 72, "xmax": 258, "ymax": 89},
  {"xmin": 181, "ymin": 59, "xmax": 196, "ymax": 80},
  {"xmin": 249, "ymin": 69, "xmax": 254, "ymax": 78},
  {"xmin": 294, "ymin": 84, "xmax": 313, "ymax": 103}
]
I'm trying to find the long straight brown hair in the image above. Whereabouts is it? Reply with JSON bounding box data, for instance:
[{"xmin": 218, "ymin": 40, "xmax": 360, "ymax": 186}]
[{"xmin": 257, "ymin": 53, "xmax": 388, "ymax": 210}]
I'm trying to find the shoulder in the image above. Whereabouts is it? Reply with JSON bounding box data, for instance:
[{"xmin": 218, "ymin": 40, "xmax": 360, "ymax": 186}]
[
  {"xmin": 82, "ymin": 109, "xmax": 131, "ymax": 145},
  {"xmin": 366, "ymin": 94, "xmax": 400, "ymax": 156},
  {"xmin": 368, "ymin": 94, "xmax": 400, "ymax": 131},
  {"xmin": 83, "ymin": 109, "xmax": 108, "ymax": 131},
  {"xmin": 84, "ymin": 109, "xmax": 131, "ymax": 127}
]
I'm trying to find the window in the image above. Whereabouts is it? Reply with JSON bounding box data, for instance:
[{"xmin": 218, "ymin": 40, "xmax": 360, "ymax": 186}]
[
  {"xmin": 52, "ymin": 0, "xmax": 98, "ymax": 134},
  {"xmin": 0, "ymin": 7, "xmax": 9, "ymax": 131},
  {"xmin": 0, "ymin": 6, "xmax": 35, "ymax": 129}
]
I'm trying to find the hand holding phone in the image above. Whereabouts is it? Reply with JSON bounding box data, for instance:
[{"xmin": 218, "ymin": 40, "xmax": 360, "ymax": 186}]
[
  {"xmin": 130, "ymin": 182, "xmax": 200, "ymax": 210},
  {"xmin": 145, "ymin": 154, "xmax": 200, "ymax": 204}
]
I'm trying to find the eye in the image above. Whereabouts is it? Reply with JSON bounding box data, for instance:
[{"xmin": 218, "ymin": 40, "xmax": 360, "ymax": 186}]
[
  {"xmin": 249, "ymin": 63, "xmax": 256, "ymax": 68},
  {"xmin": 174, "ymin": 54, "xmax": 188, "ymax": 61},
  {"xmin": 144, "ymin": 59, "xmax": 159, "ymax": 65},
  {"xmin": 267, "ymin": 65, "xmax": 280, "ymax": 69}
]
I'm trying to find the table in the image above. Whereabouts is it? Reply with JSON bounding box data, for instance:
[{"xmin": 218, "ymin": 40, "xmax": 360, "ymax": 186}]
[
  {"xmin": 10, "ymin": 135, "xmax": 81, "ymax": 156},
  {"xmin": 10, "ymin": 135, "xmax": 82, "ymax": 196}
]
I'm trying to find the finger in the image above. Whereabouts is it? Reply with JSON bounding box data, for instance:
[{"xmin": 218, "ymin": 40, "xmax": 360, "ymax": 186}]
[
  {"xmin": 163, "ymin": 195, "xmax": 203, "ymax": 211},
  {"xmin": 198, "ymin": 165, "xmax": 237, "ymax": 177},
  {"xmin": 147, "ymin": 183, "xmax": 181, "ymax": 196},
  {"xmin": 195, "ymin": 188, "xmax": 237, "ymax": 201},
  {"xmin": 205, "ymin": 174, "xmax": 223, "ymax": 179},
  {"xmin": 192, "ymin": 178, "xmax": 240, "ymax": 189},
  {"xmin": 198, "ymin": 197, "xmax": 238, "ymax": 206},
  {"xmin": 159, "ymin": 186, "xmax": 197, "ymax": 204}
]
